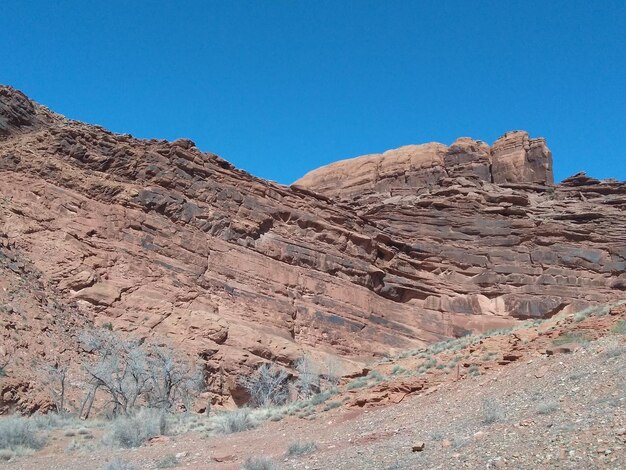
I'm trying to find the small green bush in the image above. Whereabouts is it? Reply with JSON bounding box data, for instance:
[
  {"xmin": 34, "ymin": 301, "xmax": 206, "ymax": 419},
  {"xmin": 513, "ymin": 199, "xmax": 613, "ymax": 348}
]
[
  {"xmin": 241, "ymin": 456, "xmax": 276, "ymax": 470},
  {"xmin": 105, "ymin": 409, "xmax": 165, "ymax": 448},
  {"xmin": 367, "ymin": 370, "xmax": 384, "ymax": 382},
  {"xmin": 346, "ymin": 377, "xmax": 368, "ymax": 390},
  {"xmin": 323, "ymin": 401, "xmax": 341, "ymax": 411},
  {"xmin": 536, "ymin": 400, "xmax": 559, "ymax": 415},
  {"xmin": 0, "ymin": 417, "xmax": 46, "ymax": 451},
  {"xmin": 481, "ymin": 399, "xmax": 503, "ymax": 424},
  {"xmin": 286, "ymin": 440, "xmax": 317, "ymax": 457},
  {"xmin": 155, "ymin": 454, "xmax": 179, "ymax": 468},
  {"xmin": 215, "ymin": 409, "xmax": 257, "ymax": 434},
  {"xmin": 308, "ymin": 391, "xmax": 332, "ymax": 406},
  {"xmin": 612, "ymin": 320, "xmax": 626, "ymax": 334}
]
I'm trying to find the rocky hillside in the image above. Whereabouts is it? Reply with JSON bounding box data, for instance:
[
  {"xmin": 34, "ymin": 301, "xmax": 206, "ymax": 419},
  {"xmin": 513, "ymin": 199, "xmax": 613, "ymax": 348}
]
[{"xmin": 1, "ymin": 85, "xmax": 625, "ymax": 411}]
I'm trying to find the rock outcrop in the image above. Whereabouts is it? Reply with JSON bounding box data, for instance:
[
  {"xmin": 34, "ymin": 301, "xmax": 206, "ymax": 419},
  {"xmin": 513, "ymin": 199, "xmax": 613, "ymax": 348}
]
[
  {"xmin": 0, "ymin": 85, "xmax": 624, "ymax": 411},
  {"xmin": 294, "ymin": 131, "xmax": 553, "ymax": 198}
]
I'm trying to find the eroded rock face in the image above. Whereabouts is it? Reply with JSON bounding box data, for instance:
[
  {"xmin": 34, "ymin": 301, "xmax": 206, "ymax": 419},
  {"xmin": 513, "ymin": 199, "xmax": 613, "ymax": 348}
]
[
  {"xmin": 0, "ymin": 85, "xmax": 624, "ymax": 410},
  {"xmin": 294, "ymin": 131, "xmax": 553, "ymax": 198}
]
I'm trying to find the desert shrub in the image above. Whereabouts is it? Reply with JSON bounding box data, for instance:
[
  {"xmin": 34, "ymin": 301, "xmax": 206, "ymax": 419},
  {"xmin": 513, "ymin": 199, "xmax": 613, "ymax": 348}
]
[
  {"xmin": 422, "ymin": 358, "xmax": 437, "ymax": 370},
  {"xmin": 241, "ymin": 456, "xmax": 276, "ymax": 470},
  {"xmin": 80, "ymin": 328, "xmax": 202, "ymax": 418},
  {"xmin": 0, "ymin": 449, "xmax": 14, "ymax": 461},
  {"xmin": 105, "ymin": 408, "xmax": 165, "ymax": 448},
  {"xmin": 308, "ymin": 390, "xmax": 332, "ymax": 406},
  {"xmin": 346, "ymin": 377, "xmax": 368, "ymax": 390},
  {"xmin": 552, "ymin": 332, "xmax": 589, "ymax": 346},
  {"xmin": 323, "ymin": 401, "xmax": 341, "ymax": 411},
  {"xmin": 31, "ymin": 413, "xmax": 66, "ymax": 430},
  {"xmin": 452, "ymin": 436, "xmax": 469, "ymax": 448},
  {"xmin": 155, "ymin": 454, "xmax": 179, "ymax": 468},
  {"xmin": 536, "ymin": 400, "xmax": 559, "ymax": 415},
  {"xmin": 240, "ymin": 363, "xmax": 290, "ymax": 407},
  {"xmin": 286, "ymin": 440, "xmax": 317, "ymax": 456},
  {"xmin": 0, "ymin": 417, "xmax": 46, "ymax": 451},
  {"xmin": 481, "ymin": 399, "xmax": 503, "ymax": 424},
  {"xmin": 429, "ymin": 430, "xmax": 444, "ymax": 441},
  {"xmin": 391, "ymin": 365, "xmax": 406, "ymax": 376},
  {"xmin": 367, "ymin": 370, "xmax": 384, "ymax": 382},
  {"xmin": 612, "ymin": 320, "xmax": 626, "ymax": 334},
  {"xmin": 215, "ymin": 409, "xmax": 257, "ymax": 434},
  {"xmin": 468, "ymin": 365, "xmax": 480, "ymax": 376},
  {"xmin": 604, "ymin": 338, "xmax": 625, "ymax": 357},
  {"xmin": 103, "ymin": 458, "xmax": 135, "ymax": 470},
  {"xmin": 294, "ymin": 355, "xmax": 320, "ymax": 399}
]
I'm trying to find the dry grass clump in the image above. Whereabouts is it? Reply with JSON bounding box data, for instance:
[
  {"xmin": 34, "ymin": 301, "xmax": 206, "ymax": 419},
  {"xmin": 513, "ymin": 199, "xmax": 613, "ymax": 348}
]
[
  {"xmin": 102, "ymin": 458, "xmax": 136, "ymax": 470},
  {"xmin": 241, "ymin": 456, "xmax": 276, "ymax": 470},
  {"xmin": 105, "ymin": 408, "xmax": 166, "ymax": 448},
  {"xmin": 481, "ymin": 399, "xmax": 504, "ymax": 424},
  {"xmin": 286, "ymin": 440, "xmax": 317, "ymax": 456},
  {"xmin": 214, "ymin": 409, "xmax": 257, "ymax": 434},
  {"xmin": 536, "ymin": 400, "xmax": 559, "ymax": 415},
  {"xmin": 0, "ymin": 417, "xmax": 46, "ymax": 452}
]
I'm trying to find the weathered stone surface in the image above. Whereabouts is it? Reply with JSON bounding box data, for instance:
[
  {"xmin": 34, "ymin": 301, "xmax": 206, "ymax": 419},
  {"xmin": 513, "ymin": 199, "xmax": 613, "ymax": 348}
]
[
  {"xmin": 0, "ymin": 85, "xmax": 625, "ymax": 410},
  {"xmin": 294, "ymin": 131, "xmax": 553, "ymax": 197},
  {"xmin": 74, "ymin": 282, "xmax": 121, "ymax": 306},
  {"xmin": 491, "ymin": 131, "xmax": 553, "ymax": 184}
]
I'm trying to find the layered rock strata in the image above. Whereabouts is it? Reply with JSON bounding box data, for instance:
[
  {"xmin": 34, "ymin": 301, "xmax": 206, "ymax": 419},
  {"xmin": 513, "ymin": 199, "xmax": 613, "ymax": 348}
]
[{"xmin": 1, "ymin": 86, "xmax": 624, "ymax": 410}]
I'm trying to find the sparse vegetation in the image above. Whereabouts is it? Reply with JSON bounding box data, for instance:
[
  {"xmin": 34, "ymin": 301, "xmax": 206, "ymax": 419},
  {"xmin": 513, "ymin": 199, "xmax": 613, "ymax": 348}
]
[
  {"xmin": 347, "ymin": 377, "xmax": 369, "ymax": 390},
  {"xmin": 79, "ymin": 328, "xmax": 202, "ymax": 418},
  {"xmin": 0, "ymin": 449, "xmax": 14, "ymax": 461},
  {"xmin": 294, "ymin": 355, "xmax": 320, "ymax": 399},
  {"xmin": 367, "ymin": 369, "xmax": 384, "ymax": 382},
  {"xmin": 323, "ymin": 400, "xmax": 342, "ymax": 411},
  {"xmin": 604, "ymin": 338, "xmax": 625, "ymax": 357},
  {"xmin": 612, "ymin": 319, "xmax": 626, "ymax": 334},
  {"xmin": 536, "ymin": 400, "xmax": 559, "ymax": 414},
  {"xmin": 155, "ymin": 454, "xmax": 179, "ymax": 468},
  {"xmin": 214, "ymin": 409, "xmax": 257, "ymax": 434},
  {"xmin": 240, "ymin": 363, "xmax": 290, "ymax": 407},
  {"xmin": 241, "ymin": 456, "xmax": 276, "ymax": 470},
  {"xmin": 103, "ymin": 458, "xmax": 135, "ymax": 470},
  {"xmin": 105, "ymin": 408, "xmax": 166, "ymax": 448},
  {"xmin": 308, "ymin": 389, "xmax": 334, "ymax": 406},
  {"xmin": 286, "ymin": 440, "xmax": 317, "ymax": 456},
  {"xmin": 0, "ymin": 417, "xmax": 46, "ymax": 451},
  {"xmin": 481, "ymin": 398, "xmax": 503, "ymax": 424},
  {"xmin": 552, "ymin": 331, "xmax": 589, "ymax": 346}
]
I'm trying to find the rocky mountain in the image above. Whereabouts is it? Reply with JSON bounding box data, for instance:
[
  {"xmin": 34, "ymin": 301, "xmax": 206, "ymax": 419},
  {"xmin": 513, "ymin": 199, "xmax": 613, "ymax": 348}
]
[{"xmin": 1, "ymin": 85, "xmax": 625, "ymax": 411}]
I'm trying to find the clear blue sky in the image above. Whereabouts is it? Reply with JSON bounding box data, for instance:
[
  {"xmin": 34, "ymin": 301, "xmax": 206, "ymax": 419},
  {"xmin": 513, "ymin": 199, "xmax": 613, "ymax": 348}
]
[{"xmin": 2, "ymin": 1, "xmax": 624, "ymax": 184}]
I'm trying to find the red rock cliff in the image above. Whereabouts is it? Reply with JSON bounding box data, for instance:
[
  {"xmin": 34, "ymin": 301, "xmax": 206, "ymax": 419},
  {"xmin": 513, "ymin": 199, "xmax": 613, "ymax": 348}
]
[{"xmin": 1, "ymin": 86, "xmax": 624, "ymax": 411}]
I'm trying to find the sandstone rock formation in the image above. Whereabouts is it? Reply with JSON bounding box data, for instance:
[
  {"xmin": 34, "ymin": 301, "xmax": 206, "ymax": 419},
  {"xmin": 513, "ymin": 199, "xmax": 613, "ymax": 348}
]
[
  {"xmin": 0, "ymin": 85, "xmax": 624, "ymax": 411},
  {"xmin": 294, "ymin": 131, "xmax": 553, "ymax": 198}
]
